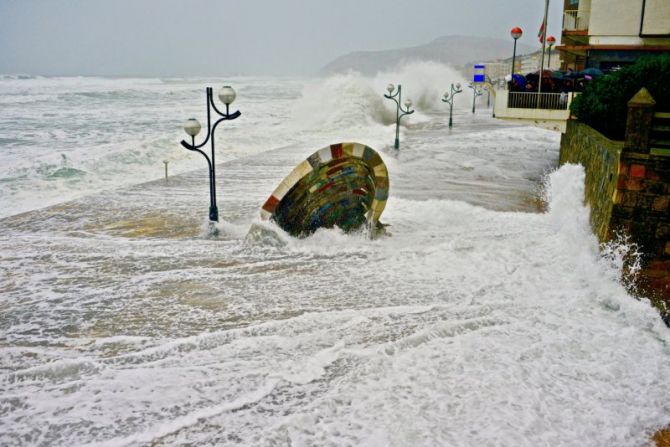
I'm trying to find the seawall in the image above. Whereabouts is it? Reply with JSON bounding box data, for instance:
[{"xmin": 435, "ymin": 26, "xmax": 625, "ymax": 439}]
[{"xmin": 559, "ymin": 115, "xmax": 670, "ymax": 318}]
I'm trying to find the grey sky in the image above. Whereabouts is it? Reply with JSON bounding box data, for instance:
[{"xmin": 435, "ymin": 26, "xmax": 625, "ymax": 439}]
[{"xmin": 0, "ymin": 0, "xmax": 564, "ymax": 77}]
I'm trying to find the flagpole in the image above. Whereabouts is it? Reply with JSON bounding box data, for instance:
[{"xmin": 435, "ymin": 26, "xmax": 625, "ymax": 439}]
[{"xmin": 536, "ymin": 0, "xmax": 550, "ymax": 108}]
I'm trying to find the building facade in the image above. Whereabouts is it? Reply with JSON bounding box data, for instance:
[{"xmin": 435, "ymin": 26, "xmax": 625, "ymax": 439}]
[
  {"xmin": 560, "ymin": 0, "xmax": 670, "ymax": 71},
  {"xmin": 518, "ymin": 50, "xmax": 560, "ymax": 73},
  {"xmin": 465, "ymin": 50, "xmax": 560, "ymax": 85}
]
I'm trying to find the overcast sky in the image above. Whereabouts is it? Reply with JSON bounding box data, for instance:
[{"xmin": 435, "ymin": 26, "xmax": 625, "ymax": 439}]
[{"xmin": 0, "ymin": 0, "xmax": 564, "ymax": 77}]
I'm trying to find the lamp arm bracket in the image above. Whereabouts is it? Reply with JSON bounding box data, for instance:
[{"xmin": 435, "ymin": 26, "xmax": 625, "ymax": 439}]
[
  {"xmin": 384, "ymin": 89, "xmax": 400, "ymax": 100},
  {"xmin": 210, "ymin": 95, "xmax": 242, "ymax": 119},
  {"xmin": 384, "ymin": 95, "xmax": 401, "ymax": 109},
  {"xmin": 180, "ymin": 141, "xmax": 213, "ymax": 171},
  {"xmin": 182, "ymin": 133, "xmax": 210, "ymax": 150},
  {"xmin": 211, "ymin": 111, "xmax": 242, "ymax": 134}
]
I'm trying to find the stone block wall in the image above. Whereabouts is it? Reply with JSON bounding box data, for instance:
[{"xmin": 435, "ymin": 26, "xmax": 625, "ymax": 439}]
[
  {"xmin": 559, "ymin": 89, "xmax": 670, "ymax": 317},
  {"xmin": 616, "ymin": 152, "xmax": 670, "ymax": 299},
  {"xmin": 559, "ymin": 121, "xmax": 623, "ymax": 242}
]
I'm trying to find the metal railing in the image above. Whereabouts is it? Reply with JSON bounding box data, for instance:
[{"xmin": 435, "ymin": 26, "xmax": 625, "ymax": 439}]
[
  {"xmin": 508, "ymin": 92, "xmax": 570, "ymax": 110},
  {"xmin": 563, "ymin": 9, "xmax": 590, "ymax": 31},
  {"xmin": 651, "ymin": 112, "xmax": 670, "ymax": 150}
]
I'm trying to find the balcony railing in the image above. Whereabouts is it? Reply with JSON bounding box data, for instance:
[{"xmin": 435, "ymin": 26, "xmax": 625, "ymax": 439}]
[
  {"xmin": 563, "ymin": 9, "xmax": 590, "ymax": 31},
  {"xmin": 508, "ymin": 92, "xmax": 570, "ymax": 110},
  {"xmin": 494, "ymin": 90, "xmax": 577, "ymax": 132}
]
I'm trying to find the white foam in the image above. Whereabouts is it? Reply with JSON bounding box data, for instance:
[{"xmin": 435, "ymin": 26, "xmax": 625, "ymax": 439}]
[{"xmin": 1, "ymin": 74, "xmax": 669, "ymax": 447}]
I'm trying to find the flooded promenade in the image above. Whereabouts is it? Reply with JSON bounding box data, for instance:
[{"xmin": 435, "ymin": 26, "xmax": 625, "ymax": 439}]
[{"xmin": 2, "ymin": 103, "xmax": 670, "ymax": 446}]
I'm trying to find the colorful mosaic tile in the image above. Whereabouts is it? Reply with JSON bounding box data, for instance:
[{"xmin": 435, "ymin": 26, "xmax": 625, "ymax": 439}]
[{"xmin": 261, "ymin": 142, "xmax": 389, "ymax": 237}]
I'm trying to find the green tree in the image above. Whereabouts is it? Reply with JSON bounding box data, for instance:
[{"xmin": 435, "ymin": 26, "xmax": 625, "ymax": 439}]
[{"xmin": 570, "ymin": 54, "xmax": 670, "ymax": 139}]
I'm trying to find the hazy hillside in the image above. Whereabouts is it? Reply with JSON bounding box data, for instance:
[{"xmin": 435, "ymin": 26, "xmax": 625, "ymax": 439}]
[{"xmin": 320, "ymin": 35, "xmax": 534, "ymax": 76}]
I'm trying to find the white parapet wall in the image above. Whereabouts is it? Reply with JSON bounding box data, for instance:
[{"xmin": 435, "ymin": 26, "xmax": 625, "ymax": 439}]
[{"xmin": 493, "ymin": 90, "xmax": 574, "ymax": 133}]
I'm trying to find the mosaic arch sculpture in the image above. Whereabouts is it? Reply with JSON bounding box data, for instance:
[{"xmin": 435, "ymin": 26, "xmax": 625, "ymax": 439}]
[{"xmin": 260, "ymin": 142, "xmax": 389, "ymax": 237}]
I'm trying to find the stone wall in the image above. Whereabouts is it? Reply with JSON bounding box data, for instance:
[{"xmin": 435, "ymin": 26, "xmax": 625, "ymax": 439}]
[
  {"xmin": 617, "ymin": 151, "xmax": 670, "ymax": 304},
  {"xmin": 559, "ymin": 121, "xmax": 623, "ymax": 242},
  {"xmin": 559, "ymin": 89, "xmax": 670, "ymax": 318}
]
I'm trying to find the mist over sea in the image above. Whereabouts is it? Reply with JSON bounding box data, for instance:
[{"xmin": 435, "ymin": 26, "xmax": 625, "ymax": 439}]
[
  {"xmin": 0, "ymin": 63, "xmax": 460, "ymax": 217},
  {"xmin": 1, "ymin": 64, "xmax": 669, "ymax": 446}
]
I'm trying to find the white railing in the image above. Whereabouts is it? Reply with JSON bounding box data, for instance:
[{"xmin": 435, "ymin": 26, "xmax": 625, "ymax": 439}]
[
  {"xmin": 563, "ymin": 9, "xmax": 590, "ymax": 31},
  {"xmin": 507, "ymin": 92, "xmax": 570, "ymax": 110}
]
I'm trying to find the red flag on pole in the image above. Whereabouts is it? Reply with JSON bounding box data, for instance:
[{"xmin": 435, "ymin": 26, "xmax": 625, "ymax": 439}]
[{"xmin": 538, "ymin": 20, "xmax": 546, "ymax": 43}]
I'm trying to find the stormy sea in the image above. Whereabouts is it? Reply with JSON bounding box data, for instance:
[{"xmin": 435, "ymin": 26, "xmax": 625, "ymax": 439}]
[{"xmin": 1, "ymin": 64, "xmax": 669, "ymax": 446}]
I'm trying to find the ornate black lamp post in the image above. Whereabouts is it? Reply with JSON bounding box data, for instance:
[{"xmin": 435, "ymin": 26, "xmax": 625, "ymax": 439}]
[
  {"xmin": 468, "ymin": 83, "xmax": 484, "ymax": 114},
  {"xmin": 441, "ymin": 82, "xmax": 462, "ymax": 128},
  {"xmin": 181, "ymin": 86, "xmax": 241, "ymax": 223},
  {"xmin": 384, "ymin": 83, "xmax": 414, "ymax": 150},
  {"xmin": 510, "ymin": 26, "xmax": 523, "ymax": 78}
]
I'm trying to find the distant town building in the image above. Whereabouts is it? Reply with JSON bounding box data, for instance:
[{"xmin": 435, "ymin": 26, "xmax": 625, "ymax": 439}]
[
  {"xmin": 464, "ymin": 50, "xmax": 560, "ymax": 85},
  {"xmin": 518, "ymin": 50, "xmax": 560, "ymax": 73},
  {"xmin": 464, "ymin": 62, "xmax": 510, "ymax": 84},
  {"xmin": 484, "ymin": 62, "xmax": 511, "ymax": 82},
  {"xmin": 559, "ymin": 0, "xmax": 670, "ymax": 71},
  {"xmin": 519, "ymin": 53, "xmax": 539, "ymax": 74}
]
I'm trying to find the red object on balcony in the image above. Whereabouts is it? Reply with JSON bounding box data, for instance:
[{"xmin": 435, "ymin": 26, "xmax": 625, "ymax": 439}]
[{"xmin": 630, "ymin": 164, "xmax": 646, "ymax": 178}]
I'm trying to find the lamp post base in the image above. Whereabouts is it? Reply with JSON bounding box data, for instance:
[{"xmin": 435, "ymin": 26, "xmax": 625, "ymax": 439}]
[
  {"xmin": 209, "ymin": 205, "xmax": 219, "ymax": 222},
  {"xmin": 394, "ymin": 138, "xmax": 399, "ymax": 150}
]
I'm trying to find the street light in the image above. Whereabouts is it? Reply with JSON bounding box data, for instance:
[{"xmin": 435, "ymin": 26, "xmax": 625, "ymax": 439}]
[
  {"xmin": 468, "ymin": 83, "xmax": 484, "ymax": 114},
  {"xmin": 441, "ymin": 82, "xmax": 462, "ymax": 128},
  {"xmin": 510, "ymin": 26, "xmax": 523, "ymax": 78},
  {"xmin": 384, "ymin": 83, "xmax": 414, "ymax": 150},
  {"xmin": 483, "ymin": 77, "xmax": 492, "ymax": 107},
  {"xmin": 180, "ymin": 86, "xmax": 241, "ymax": 224},
  {"xmin": 546, "ymin": 36, "xmax": 556, "ymax": 69}
]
